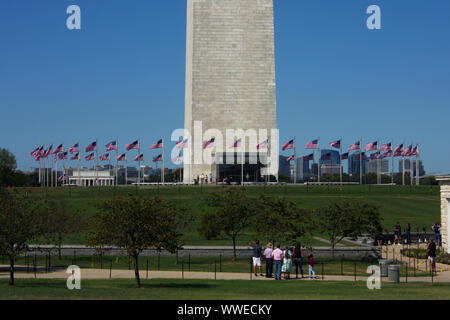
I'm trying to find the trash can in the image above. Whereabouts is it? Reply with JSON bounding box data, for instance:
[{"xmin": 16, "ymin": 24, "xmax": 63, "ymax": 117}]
[
  {"xmin": 388, "ymin": 265, "xmax": 400, "ymax": 283},
  {"xmin": 379, "ymin": 259, "xmax": 390, "ymax": 277}
]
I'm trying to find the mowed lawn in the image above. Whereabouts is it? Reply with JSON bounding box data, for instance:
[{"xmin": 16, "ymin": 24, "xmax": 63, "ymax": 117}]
[
  {"xmin": 1, "ymin": 278, "xmax": 449, "ymax": 300},
  {"xmin": 24, "ymin": 185, "xmax": 440, "ymax": 246}
]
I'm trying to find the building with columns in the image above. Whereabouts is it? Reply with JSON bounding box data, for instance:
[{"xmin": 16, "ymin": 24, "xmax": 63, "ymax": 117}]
[
  {"xmin": 436, "ymin": 176, "xmax": 450, "ymax": 253},
  {"xmin": 67, "ymin": 169, "xmax": 115, "ymax": 186}
]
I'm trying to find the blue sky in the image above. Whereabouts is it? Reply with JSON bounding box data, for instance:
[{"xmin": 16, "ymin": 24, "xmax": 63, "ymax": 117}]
[{"xmin": 0, "ymin": 0, "xmax": 449, "ymax": 173}]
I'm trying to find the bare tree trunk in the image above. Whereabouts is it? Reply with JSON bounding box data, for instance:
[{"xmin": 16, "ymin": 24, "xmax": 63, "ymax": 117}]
[
  {"xmin": 232, "ymin": 237, "xmax": 237, "ymax": 262},
  {"xmin": 133, "ymin": 254, "xmax": 141, "ymax": 288},
  {"xmin": 331, "ymin": 241, "xmax": 335, "ymax": 260},
  {"xmin": 9, "ymin": 256, "xmax": 14, "ymax": 286}
]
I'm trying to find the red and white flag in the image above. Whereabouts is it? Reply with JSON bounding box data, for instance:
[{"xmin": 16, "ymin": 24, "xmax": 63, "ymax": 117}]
[
  {"xmin": 340, "ymin": 152, "xmax": 349, "ymax": 160},
  {"xmin": 100, "ymin": 154, "xmax": 110, "ymax": 161},
  {"xmin": 172, "ymin": 154, "xmax": 182, "ymax": 163},
  {"xmin": 382, "ymin": 151, "xmax": 392, "ymax": 158},
  {"xmin": 58, "ymin": 152, "xmax": 68, "ymax": 160},
  {"xmin": 229, "ymin": 138, "xmax": 241, "ymax": 148},
  {"xmin": 380, "ymin": 142, "xmax": 392, "ymax": 152},
  {"xmin": 116, "ymin": 153, "xmax": 127, "ymax": 161},
  {"xmin": 152, "ymin": 154, "xmax": 163, "ymax": 162},
  {"xmin": 150, "ymin": 139, "xmax": 163, "ymax": 150},
  {"xmin": 303, "ymin": 153, "xmax": 314, "ymax": 161},
  {"xmin": 175, "ymin": 139, "xmax": 188, "ymax": 149},
  {"xmin": 53, "ymin": 144, "xmax": 63, "ymax": 154},
  {"xmin": 126, "ymin": 140, "xmax": 139, "ymax": 151},
  {"xmin": 105, "ymin": 141, "xmax": 117, "ymax": 152},
  {"xmin": 134, "ymin": 154, "xmax": 144, "ymax": 161},
  {"xmin": 69, "ymin": 143, "xmax": 79, "ymax": 154},
  {"xmin": 282, "ymin": 139, "xmax": 295, "ymax": 151},
  {"xmin": 402, "ymin": 145, "xmax": 413, "ymax": 157},
  {"xmin": 58, "ymin": 175, "xmax": 64, "ymax": 183},
  {"xmin": 370, "ymin": 152, "xmax": 380, "ymax": 160},
  {"xmin": 70, "ymin": 153, "xmax": 80, "ymax": 160},
  {"xmin": 202, "ymin": 138, "xmax": 215, "ymax": 149},
  {"xmin": 257, "ymin": 139, "xmax": 269, "ymax": 150},
  {"xmin": 30, "ymin": 146, "xmax": 40, "ymax": 157},
  {"xmin": 394, "ymin": 144, "xmax": 404, "ymax": 157},
  {"xmin": 44, "ymin": 145, "xmax": 53, "ymax": 158},
  {"xmin": 85, "ymin": 153, "xmax": 95, "ymax": 161},
  {"xmin": 86, "ymin": 141, "xmax": 97, "ymax": 152},
  {"xmin": 348, "ymin": 141, "xmax": 361, "ymax": 151},
  {"xmin": 329, "ymin": 140, "xmax": 341, "ymax": 149},
  {"xmin": 286, "ymin": 155, "xmax": 295, "ymax": 162},
  {"xmin": 304, "ymin": 139, "xmax": 318, "ymax": 150},
  {"xmin": 366, "ymin": 141, "xmax": 378, "ymax": 151}
]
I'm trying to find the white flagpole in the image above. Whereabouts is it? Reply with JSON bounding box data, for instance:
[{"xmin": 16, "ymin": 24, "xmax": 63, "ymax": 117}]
[
  {"xmin": 360, "ymin": 137, "xmax": 363, "ymax": 185},
  {"xmin": 241, "ymin": 140, "xmax": 244, "ymax": 186},
  {"xmin": 318, "ymin": 137, "xmax": 321, "ymax": 183},
  {"xmin": 115, "ymin": 138, "xmax": 118, "ymax": 186},
  {"xmin": 294, "ymin": 137, "xmax": 297, "ymax": 184},
  {"xmin": 402, "ymin": 141, "xmax": 405, "ymax": 186},
  {"xmin": 377, "ymin": 138, "xmax": 380, "ymax": 185},
  {"xmin": 410, "ymin": 141, "xmax": 414, "ymax": 186},
  {"xmin": 138, "ymin": 137, "xmax": 141, "ymax": 186},
  {"xmin": 162, "ymin": 138, "xmax": 165, "ymax": 184},
  {"xmin": 340, "ymin": 137, "xmax": 343, "ymax": 184}
]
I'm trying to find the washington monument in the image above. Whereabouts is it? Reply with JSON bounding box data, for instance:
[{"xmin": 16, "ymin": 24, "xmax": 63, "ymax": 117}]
[{"xmin": 183, "ymin": 0, "xmax": 278, "ymax": 182}]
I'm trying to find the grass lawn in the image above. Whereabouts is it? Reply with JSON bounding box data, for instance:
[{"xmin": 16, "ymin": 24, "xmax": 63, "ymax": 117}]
[
  {"xmin": 1, "ymin": 278, "xmax": 449, "ymax": 300},
  {"xmin": 24, "ymin": 185, "xmax": 440, "ymax": 246},
  {"xmin": 8, "ymin": 255, "xmax": 430, "ymax": 277}
]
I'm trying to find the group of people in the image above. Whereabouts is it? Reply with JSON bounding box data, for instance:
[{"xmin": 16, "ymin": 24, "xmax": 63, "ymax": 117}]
[
  {"xmin": 195, "ymin": 173, "xmax": 213, "ymax": 185},
  {"xmin": 392, "ymin": 221, "xmax": 443, "ymax": 246},
  {"xmin": 249, "ymin": 241, "xmax": 318, "ymax": 280}
]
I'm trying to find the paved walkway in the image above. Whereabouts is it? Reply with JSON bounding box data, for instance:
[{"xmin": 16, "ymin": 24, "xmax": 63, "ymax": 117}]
[{"xmin": 1, "ymin": 244, "xmax": 448, "ymax": 283}]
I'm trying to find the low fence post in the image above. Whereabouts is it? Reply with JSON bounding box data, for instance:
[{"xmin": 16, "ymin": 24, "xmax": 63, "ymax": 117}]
[
  {"xmin": 215, "ymin": 261, "xmax": 217, "ymax": 280},
  {"xmin": 354, "ymin": 263, "xmax": 356, "ymax": 282},
  {"xmin": 146, "ymin": 258, "xmax": 149, "ymax": 280},
  {"xmin": 321, "ymin": 262, "xmax": 324, "ymax": 280},
  {"xmin": 109, "ymin": 259, "xmax": 112, "ymax": 280}
]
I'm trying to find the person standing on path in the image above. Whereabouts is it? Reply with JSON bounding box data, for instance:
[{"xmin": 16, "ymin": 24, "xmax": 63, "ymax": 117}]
[
  {"xmin": 263, "ymin": 243, "xmax": 274, "ymax": 278},
  {"xmin": 292, "ymin": 243, "xmax": 305, "ymax": 279},
  {"xmin": 393, "ymin": 222, "xmax": 402, "ymax": 245},
  {"xmin": 249, "ymin": 240, "xmax": 263, "ymax": 277},
  {"xmin": 281, "ymin": 246, "xmax": 293, "ymax": 280},
  {"xmin": 405, "ymin": 223, "xmax": 411, "ymax": 245},
  {"xmin": 308, "ymin": 254, "xmax": 316, "ymax": 279},
  {"xmin": 426, "ymin": 237, "xmax": 437, "ymax": 273},
  {"xmin": 272, "ymin": 244, "xmax": 283, "ymax": 280}
]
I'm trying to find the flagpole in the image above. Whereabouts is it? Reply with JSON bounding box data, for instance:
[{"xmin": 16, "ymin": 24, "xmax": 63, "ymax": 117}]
[
  {"xmin": 360, "ymin": 137, "xmax": 363, "ymax": 185},
  {"xmin": 416, "ymin": 143, "xmax": 420, "ymax": 186},
  {"xmin": 402, "ymin": 141, "xmax": 405, "ymax": 186},
  {"xmin": 340, "ymin": 137, "xmax": 343, "ymax": 185},
  {"xmin": 294, "ymin": 136, "xmax": 297, "ymax": 184},
  {"xmin": 241, "ymin": 140, "xmax": 244, "ymax": 186},
  {"xmin": 391, "ymin": 139, "xmax": 394, "ymax": 185},
  {"xmin": 410, "ymin": 141, "xmax": 414, "ymax": 186},
  {"xmin": 125, "ymin": 157, "xmax": 128, "ymax": 186},
  {"xmin": 377, "ymin": 138, "xmax": 380, "ymax": 185},
  {"xmin": 318, "ymin": 137, "xmax": 321, "ymax": 183},
  {"xmin": 116, "ymin": 138, "xmax": 118, "ymax": 186},
  {"xmin": 138, "ymin": 137, "xmax": 141, "ymax": 186},
  {"xmin": 162, "ymin": 138, "xmax": 165, "ymax": 184}
]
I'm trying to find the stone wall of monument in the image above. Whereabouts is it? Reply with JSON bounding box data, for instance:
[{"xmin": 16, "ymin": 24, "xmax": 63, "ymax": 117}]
[
  {"xmin": 184, "ymin": 0, "xmax": 278, "ymax": 182},
  {"xmin": 441, "ymin": 183, "xmax": 449, "ymax": 253}
]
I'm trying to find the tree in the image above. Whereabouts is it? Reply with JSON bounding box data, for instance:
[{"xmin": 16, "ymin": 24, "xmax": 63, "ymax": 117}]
[
  {"xmin": 252, "ymin": 195, "xmax": 312, "ymax": 246},
  {"xmin": 0, "ymin": 189, "xmax": 47, "ymax": 285},
  {"xmin": 198, "ymin": 189, "xmax": 255, "ymax": 261},
  {"xmin": 87, "ymin": 194, "xmax": 187, "ymax": 288},
  {"xmin": 46, "ymin": 199, "xmax": 84, "ymax": 259},
  {"xmin": 0, "ymin": 148, "xmax": 17, "ymax": 187},
  {"xmin": 316, "ymin": 202, "xmax": 382, "ymax": 259}
]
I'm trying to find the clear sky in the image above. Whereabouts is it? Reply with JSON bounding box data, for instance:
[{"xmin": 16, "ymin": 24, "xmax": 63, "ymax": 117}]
[{"xmin": 0, "ymin": 0, "xmax": 449, "ymax": 173}]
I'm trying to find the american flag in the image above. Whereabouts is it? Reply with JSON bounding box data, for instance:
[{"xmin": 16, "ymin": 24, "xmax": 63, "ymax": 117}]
[
  {"xmin": 320, "ymin": 152, "xmax": 332, "ymax": 161},
  {"xmin": 100, "ymin": 154, "xmax": 110, "ymax": 162},
  {"xmin": 70, "ymin": 153, "xmax": 80, "ymax": 160},
  {"xmin": 44, "ymin": 145, "xmax": 53, "ymax": 158},
  {"xmin": 202, "ymin": 138, "xmax": 215, "ymax": 149},
  {"xmin": 30, "ymin": 146, "xmax": 40, "ymax": 157},
  {"xmin": 366, "ymin": 141, "xmax": 378, "ymax": 151},
  {"xmin": 286, "ymin": 155, "xmax": 295, "ymax": 162},
  {"xmin": 370, "ymin": 152, "xmax": 380, "ymax": 160},
  {"xmin": 58, "ymin": 175, "xmax": 64, "ymax": 183},
  {"xmin": 53, "ymin": 144, "xmax": 63, "ymax": 154},
  {"xmin": 348, "ymin": 141, "xmax": 361, "ymax": 151},
  {"xmin": 134, "ymin": 154, "xmax": 144, "ymax": 161},
  {"xmin": 116, "ymin": 153, "xmax": 126, "ymax": 161},
  {"xmin": 305, "ymin": 139, "xmax": 318, "ymax": 150},
  {"xmin": 126, "ymin": 140, "xmax": 139, "ymax": 151},
  {"xmin": 329, "ymin": 140, "xmax": 341, "ymax": 149},
  {"xmin": 340, "ymin": 152, "xmax": 349, "ymax": 160},
  {"xmin": 86, "ymin": 141, "xmax": 97, "ymax": 152},
  {"xmin": 105, "ymin": 141, "xmax": 117, "ymax": 152},
  {"xmin": 85, "ymin": 153, "xmax": 95, "ymax": 161},
  {"xmin": 150, "ymin": 139, "xmax": 163, "ymax": 150},
  {"xmin": 402, "ymin": 145, "xmax": 413, "ymax": 157},
  {"xmin": 257, "ymin": 139, "xmax": 269, "ymax": 150},
  {"xmin": 69, "ymin": 143, "xmax": 79, "ymax": 154},
  {"xmin": 229, "ymin": 138, "xmax": 241, "ymax": 148},
  {"xmin": 58, "ymin": 152, "xmax": 68, "ymax": 160},
  {"xmin": 36, "ymin": 146, "xmax": 44, "ymax": 157},
  {"xmin": 172, "ymin": 154, "xmax": 182, "ymax": 163},
  {"xmin": 35, "ymin": 154, "xmax": 41, "ymax": 161},
  {"xmin": 382, "ymin": 151, "xmax": 392, "ymax": 158},
  {"xmin": 282, "ymin": 139, "xmax": 295, "ymax": 151},
  {"xmin": 411, "ymin": 146, "xmax": 419, "ymax": 156},
  {"xmin": 355, "ymin": 152, "xmax": 366, "ymax": 161},
  {"xmin": 175, "ymin": 139, "xmax": 188, "ymax": 149},
  {"xmin": 394, "ymin": 144, "xmax": 404, "ymax": 157},
  {"xmin": 380, "ymin": 142, "xmax": 392, "ymax": 152},
  {"xmin": 152, "ymin": 154, "xmax": 163, "ymax": 162},
  {"xmin": 303, "ymin": 153, "xmax": 314, "ymax": 161}
]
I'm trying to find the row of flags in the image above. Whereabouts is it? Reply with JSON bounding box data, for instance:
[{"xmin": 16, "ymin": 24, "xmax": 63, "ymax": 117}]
[{"xmin": 281, "ymin": 138, "xmax": 420, "ymax": 163}]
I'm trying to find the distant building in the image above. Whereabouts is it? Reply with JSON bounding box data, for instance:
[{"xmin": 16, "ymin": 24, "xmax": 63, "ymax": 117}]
[
  {"xmin": 295, "ymin": 157, "xmax": 311, "ymax": 181},
  {"xmin": 319, "ymin": 149, "xmax": 340, "ymax": 166},
  {"xmin": 399, "ymin": 159, "xmax": 425, "ymax": 176},
  {"xmin": 348, "ymin": 152, "xmax": 368, "ymax": 175},
  {"xmin": 321, "ymin": 164, "xmax": 342, "ymax": 175},
  {"xmin": 367, "ymin": 159, "xmax": 390, "ymax": 174},
  {"xmin": 279, "ymin": 155, "xmax": 291, "ymax": 177}
]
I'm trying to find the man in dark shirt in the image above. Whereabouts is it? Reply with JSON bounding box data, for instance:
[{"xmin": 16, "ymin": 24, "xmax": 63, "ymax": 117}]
[
  {"xmin": 426, "ymin": 238, "xmax": 437, "ymax": 273},
  {"xmin": 405, "ymin": 223, "xmax": 411, "ymax": 245},
  {"xmin": 249, "ymin": 240, "xmax": 263, "ymax": 277}
]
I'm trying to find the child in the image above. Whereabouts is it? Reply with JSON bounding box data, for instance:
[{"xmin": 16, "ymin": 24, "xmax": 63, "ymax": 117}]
[{"xmin": 308, "ymin": 254, "xmax": 316, "ymax": 279}]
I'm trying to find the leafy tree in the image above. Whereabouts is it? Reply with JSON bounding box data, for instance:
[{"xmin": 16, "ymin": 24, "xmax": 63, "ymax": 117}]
[
  {"xmin": 0, "ymin": 189, "xmax": 47, "ymax": 285},
  {"xmin": 252, "ymin": 196, "xmax": 312, "ymax": 246},
  {"xmin": 198, "ymin": 188, "xmax": 255, "ymax": 261},
  {"xmin": 87, "ymin": 194, "xmax": 187, "ymax": 288},
  {"xmin": 0, "ymin": 148, "xmax": 17, "ymax": 187},
  {"xmin": 316, "ymin": 202, "xmax": 382, "ymax": 259},
  {"xmin": 46, "ymin": 199, "xmax": 85, "ymax": 259}
]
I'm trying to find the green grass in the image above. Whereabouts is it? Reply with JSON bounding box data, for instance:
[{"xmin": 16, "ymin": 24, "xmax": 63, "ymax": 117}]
[
  {"xmin": 7, "ymin": 255, "xmax": 430, "ymax": 277},
  {"xmin": 24, "ymin": 185, "xmax": 440, "ymax": 246},
  {"xmin": 1, "ymin": 278, "xmax": 449, "ymax": 300}
]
